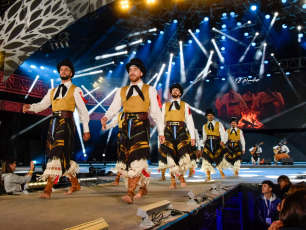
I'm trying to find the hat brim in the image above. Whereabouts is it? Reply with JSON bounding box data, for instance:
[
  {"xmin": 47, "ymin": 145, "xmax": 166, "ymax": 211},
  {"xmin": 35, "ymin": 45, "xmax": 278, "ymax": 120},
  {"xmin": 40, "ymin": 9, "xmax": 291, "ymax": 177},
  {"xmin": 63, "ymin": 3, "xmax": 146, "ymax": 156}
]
[
  {"xmin": 57, "ymin": 62, "xmax": 75, "ymax": 78},
  {"xmin": 125, "ymin": 62, "xmax": 146, "ymax": 76}
]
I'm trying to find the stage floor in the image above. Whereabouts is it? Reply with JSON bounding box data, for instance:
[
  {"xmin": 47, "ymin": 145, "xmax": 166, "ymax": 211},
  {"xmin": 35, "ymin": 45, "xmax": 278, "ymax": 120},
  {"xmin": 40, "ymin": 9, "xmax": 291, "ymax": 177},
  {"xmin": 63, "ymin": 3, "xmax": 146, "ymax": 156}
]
[{"xmin": 1, "ymin": 165, "xmax": 305, "ymax": 230}]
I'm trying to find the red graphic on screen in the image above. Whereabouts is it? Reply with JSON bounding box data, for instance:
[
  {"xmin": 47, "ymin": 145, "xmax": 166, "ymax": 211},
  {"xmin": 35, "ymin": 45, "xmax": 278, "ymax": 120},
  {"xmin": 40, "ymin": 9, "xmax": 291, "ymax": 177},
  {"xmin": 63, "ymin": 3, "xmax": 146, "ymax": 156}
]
[{"xmin": 238, "ymin": 112, "xmax": 264, "ymax": 129}]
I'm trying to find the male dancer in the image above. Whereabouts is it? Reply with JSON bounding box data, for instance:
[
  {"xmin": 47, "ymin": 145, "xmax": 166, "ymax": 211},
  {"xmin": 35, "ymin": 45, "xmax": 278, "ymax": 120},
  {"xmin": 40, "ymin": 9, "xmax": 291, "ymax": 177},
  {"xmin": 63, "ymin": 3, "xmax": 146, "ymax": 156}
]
[
  {"xmin": 225, "ymin": 117, "xmax": 245, "ymax": 176},
  {"xmin": 161, "ymin": 84, "xmax": 195, "ymax": 189},
  {"xmin": 201, "ymin": 109, "xmax": 229, "ymax": 181},
  {"xmin": 23, "ymin": 59, "xmax": 90, "ymax": 198},
  {"xmin": 102, "ymin": 111, "xmax": 125, "ymax": 185},
  {"xmin": 101, "ymin": 58, "xmax": 164, "ymax": 204}
]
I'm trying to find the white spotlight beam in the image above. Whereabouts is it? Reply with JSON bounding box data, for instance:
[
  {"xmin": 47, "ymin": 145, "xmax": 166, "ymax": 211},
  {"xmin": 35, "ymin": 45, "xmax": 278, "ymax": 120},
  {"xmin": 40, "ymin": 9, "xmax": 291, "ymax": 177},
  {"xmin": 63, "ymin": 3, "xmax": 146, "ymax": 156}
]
[
  {"xmin": 76, "ymin": 62, "xmax": 114, "ymax": 74},
  {"xmin": 115, "ymin": 39, "xmax": 143, "ymax": 51},
  {"xmin": 73, "ymin": 109, "xmax": 86, "ymax": 154},
  {"xmin": 259, "ymin": 43, "xmax": 267, "ymax": 78},
  {"xmin": 84, "ymin": 87, "xmax": 99, "ymax": 97},
  {"xmin": 163, "ymin": 53, "xmax": 174, "ymax": 100},
  {"xmin": 181, "ymin": 67, "xmax": 207, "ymax": 99},
  {"xmin": 25, "ymin": 75, "xmax": 39, "ymax": 99},
  {"xmin": 201, "ymin": 51, "xmax": 214, "ymax": 80},
  {"xmin": 211, "ymin": 39, "xmax": 225, "ymax": 63},
  {"xmin": 213, "ymin": 28, "xmax": 247, "ymax": 47},
  {"xmin": 89, "ymin": 87, "xmax": 118, "ymax": 115},
  {"xmin": 239, "ymin": 32, "xmax": 259, "ymax": 62},
  {"xmin": 95, "ymin": 51, "xmax": 128, "ymax": 60},
  {"xmin": 81, "ymin": 85, "xmax": 107, "ymax": 112},
  {"xmin": 270, "ymin": 12, "xmax": 278, "ymax": 29},
  {"xmin": 11, "ymin": 115, "xmax": 51, "ymax": 140},
  {"xmin": 188, "ymin": 29, "xmax": 208, "ymax": 57},
  {"xmin": 128, "ymin": 28, "xmax": 157, "ymax": 37},
  {"xmin": 179, "ymin": 41, "xmax": 186, "ymax": 83},
  {"xmin": 153, "ymin": 64, "xmax": 166, "ymax": 88},
  {"xmin": 146, "ymin": 73, "xmax": 158, "ymax": 85},
  {"xmin": 74, "ymin": 70, "xmax": 103, "ymax": 78},
  {"xmin": 51, "ymin": 79, "xmax": 54, "ymax": 89}
]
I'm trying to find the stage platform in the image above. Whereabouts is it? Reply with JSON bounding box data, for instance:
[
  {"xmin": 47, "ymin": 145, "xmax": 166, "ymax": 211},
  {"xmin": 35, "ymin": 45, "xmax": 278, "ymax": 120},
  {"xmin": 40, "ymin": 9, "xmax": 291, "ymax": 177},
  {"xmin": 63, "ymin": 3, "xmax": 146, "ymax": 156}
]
[{"xmin": 1, "ymin": 165, "xmax": 305, "ymax": 230}]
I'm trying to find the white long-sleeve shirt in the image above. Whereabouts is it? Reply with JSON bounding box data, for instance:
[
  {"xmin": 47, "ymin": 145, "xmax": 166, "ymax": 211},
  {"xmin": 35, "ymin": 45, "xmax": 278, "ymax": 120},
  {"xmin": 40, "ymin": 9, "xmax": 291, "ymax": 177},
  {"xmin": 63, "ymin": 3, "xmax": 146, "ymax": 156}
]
[
  {"xmin": 161, "ymin": 99, "xmax": 196, "ymax": 139},
  {"xmin": 225, "ymin": 127, "xmax": 246, "ymax": 151},
  {"xmin": 29, "ymin": 81, "xmax": 90, "ymax": 133},
  {"xmin": 202, "ymin": 120, "xmax": 226, "ymax": 143},
  {"xmin": 104, "ymin": 80, "xmax": 164, "ymax": 135},
  {"xmin": 273, "ymin": 145, "xmax": 290, "ymax": 154}
]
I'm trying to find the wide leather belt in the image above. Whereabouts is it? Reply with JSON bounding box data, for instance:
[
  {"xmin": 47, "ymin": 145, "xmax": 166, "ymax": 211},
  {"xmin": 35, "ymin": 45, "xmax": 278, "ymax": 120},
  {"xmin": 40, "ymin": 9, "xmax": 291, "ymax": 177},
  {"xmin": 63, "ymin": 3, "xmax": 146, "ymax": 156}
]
[
  {"xmin": 230, "ymin": 140, "xmax": 240, "ymax": 143},
  {"xmin": 52, "ymin": 110, "xmax": 73, "ymax": 118},
  {"xmin": 124, "ymin": 112, "xmax": 148, "ymax": 120},
  {"xmin": 166, "ymin": 121, "xmax": 185, "ymax": 127},
  {"xmin": 207, "ymin": 135, "xmax": 220, "ymax": 140}
]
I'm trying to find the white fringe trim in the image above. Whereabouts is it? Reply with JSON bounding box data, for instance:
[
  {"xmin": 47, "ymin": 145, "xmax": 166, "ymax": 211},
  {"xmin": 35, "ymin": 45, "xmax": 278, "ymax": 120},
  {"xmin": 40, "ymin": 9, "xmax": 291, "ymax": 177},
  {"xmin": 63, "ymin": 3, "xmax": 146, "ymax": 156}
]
[
  {"xmin": 201, "ymin": 159, "xmax": 216, "ymax": 174},
  {"xmin": 189, "ymin": 159, "xmax": 197, "ymax": 169},
  {"xmin": 38, "ymin": 158, "xmax": 79, "ymax": 181},
  {"xmin": 178, "ymin": 154, "xmax": 191, "ymax": 174},
  {"xmin": 123, "ymin": 159, "xmax": 151, "ymax": 189},
  {"xmin": 158, "ymin": 161, "xmax": 168, "ymax": 170},
  {"xmin": 111, "ymin": 162, "xmax": 126, "ymax": 174},
  {"xmin": 216, "ymin": 158, "xmax": 232, "ymax": 172},
  {"xmin": 167, "ymin": 154, "xmax": 190, "ymax": 175}
]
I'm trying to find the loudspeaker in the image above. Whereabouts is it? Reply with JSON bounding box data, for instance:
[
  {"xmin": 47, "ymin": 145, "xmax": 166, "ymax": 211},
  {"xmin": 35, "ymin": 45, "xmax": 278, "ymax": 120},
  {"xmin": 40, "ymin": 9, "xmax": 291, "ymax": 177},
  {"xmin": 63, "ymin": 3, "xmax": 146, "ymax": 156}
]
[
  {"xmin": 281, "ymin": 158, "xmax": 293, "ymax": 165},
  {"xmin": 260, "ymin": 158, "xmax": 271, "ymax": 165}
]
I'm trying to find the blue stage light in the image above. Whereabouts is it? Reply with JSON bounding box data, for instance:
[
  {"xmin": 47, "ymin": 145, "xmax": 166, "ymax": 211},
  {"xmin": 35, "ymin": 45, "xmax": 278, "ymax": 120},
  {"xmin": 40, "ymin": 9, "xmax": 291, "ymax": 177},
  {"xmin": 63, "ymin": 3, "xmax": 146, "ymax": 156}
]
[
  {"xmin": 221, "ymin": 36, "xmax": 226, "ymax": 40},
  {"xmin": 303, "ymin": 4, "xmax": 306, "ymax": 9},
  {"xmin": 173, "ymin": 19, "xmax": 178, "ymax": 23},
  {"xmin": 158, "ymin": 83, "xmax": 162, "ymax": 86},
  {"xmin": 286, "ymin": 72, "xmax": 290, "ymax": 75},
  {"xmin": 264, "ymin": 60, "xmax": 268, "ymax": 64},
  {"xmin": 204, "ymin": 17, "xmax": 209, "ymax": 21},
  {"xmin": 267, "ymin": 73, "xmax": 271, "ymax": 77},
  {"xmin": 282, "ymin": 0, "xmax": 287, "ymax": 3},
  {"xmin": 196, "ymin": 29, "xmax": 200, "ymax": 33},
  {"xmin": 221, "ymin": 47, "xmax": 225, "ymax": 51},
  {"xmin": 237, "ymin": 22, "xmax": 242, "ymax": 26},
  {"xmin": 250, "ymin": 5, "xmax": 257, "ymax": 11},
  {"xmin": 298, "ymin": 33, "xmax": 303, "ymax": 38},
  {"xmin": 190, "ymin": 81, "xmax": 194, "ymax": 84},
  {"xmin": 220, "ymin": 66, "xmax": 224, "ymax": 69},
  {"xmin": 222, "ymin": 13, "xmax": 227, "ymax": 17},
  {"xmin": 230, "ymin": 12, "xmax": 235, "ymax": 16},
  {"xmin": 109, "ymin": 70, "xmax": 113, "ymax": 73},
  {"xmin": 30, "ymin": 65, "xmax": 36, "ymax": 69},
  {"xmin": 188, "ymin": 40, "xmax": 192, "ymax": 44},
  {"xmin": 265, "ymin": 14, "xmax": 270, "ymax": 19},
  {"xmin": 53, "ymin": 70, "xmax": 57, "ymax": 73},
  {"xmin": 206, "ymin": 79, "xmax": 210, "ymax": 82},
  {"xmin": 248, "ymin": 75, "xmax": 252, "ymax": 78},
  {"xmin": 172, "ymin": 62, "xmax": 175, "ymax": 65},
  {"xmin": 120, "ymin": 61, "xmax": 124, "ymax": 65},
  {"xmin": 133, "ymin": 51, "xmax": 137, "ymax": 54},
  {"xmin": 147, "ymin": 40, "xmax": 152, "ymax": 43},
  {"xmin": 160, "ymin": 31, "xmax": 164, "ymax": 34},
  {"xmin": 252, "ymin": 42, "xmax": 256, "ymax": 46},
  {"xmin": 222, "ymin": 24, "xmax": 226, "ymax": 29},
  {"xmin": 282, "ymin": 24, "xmax": 287, "ymax": 29},
  {"xmin": 244, "ymin": 32, "xmax": 249, "ymax": 37},
  {"xmin": 40, "ymin": 66, "xmax": 44, "ymax": 69},
  {"xmin": 222, "ymin": 78, "xmax": 225, "ymax": 81}
]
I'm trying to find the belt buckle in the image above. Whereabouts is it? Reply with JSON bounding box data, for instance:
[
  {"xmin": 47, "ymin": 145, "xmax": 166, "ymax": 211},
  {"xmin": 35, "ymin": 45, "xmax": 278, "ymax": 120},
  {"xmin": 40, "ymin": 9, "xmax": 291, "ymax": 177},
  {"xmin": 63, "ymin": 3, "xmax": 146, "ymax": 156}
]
[
  {"xmin": 53, "ymin": 111, "xmax": 61, "ymax": 117},
  {"xmin": 127, "ymin": 113, "xmax": 138, "ymax": 119},
  {"xmin": 170, "ymin": 121, "xmax": 179, "ymax": 126}
]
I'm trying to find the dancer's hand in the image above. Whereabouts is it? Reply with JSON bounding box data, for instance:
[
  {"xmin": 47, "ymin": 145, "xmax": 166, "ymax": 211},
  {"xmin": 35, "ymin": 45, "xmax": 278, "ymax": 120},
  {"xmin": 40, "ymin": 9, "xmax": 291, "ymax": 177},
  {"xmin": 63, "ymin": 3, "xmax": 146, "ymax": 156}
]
[
  {"xmin": 101, "ymin": 117, "xmax": 107, "ymax": 130},
  {"xmin": 159, "ymin": 135, "xmax": 165, "ymax": 144},
  {"xmin": 23, "ymin": 104, "xmax": 30, "ymax": 113},
  {"xmin": 191, "ymin": 139, "xmax": 195, "ymax": 146},
  {"xmin": 242, "ymin": 150, "xmax": 245, "ymax": 154},
  {"xmin": 83, "ymin": 132, "xmax": 90, "ymax": 141},
  {"xmin": 220, "ymin": 141, "xmax": 225, "ymax": 146},
  {"xmin": 30, "ymin": 161, "xmax": 35, "ymax": 171},
  {"xmin": 196, "ymin": 150, "xmax": 202, "ymax": 159}
]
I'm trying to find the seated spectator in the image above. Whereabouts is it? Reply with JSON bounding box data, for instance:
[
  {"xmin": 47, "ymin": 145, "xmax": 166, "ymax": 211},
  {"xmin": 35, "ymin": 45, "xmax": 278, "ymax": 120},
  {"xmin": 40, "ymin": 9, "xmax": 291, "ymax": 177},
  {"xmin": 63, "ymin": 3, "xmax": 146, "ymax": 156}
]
[
  {"xmin": 255, "ymin": 180, "xmax": 281, "ymax": 229},
  {"xmin": 277, "ymin": 175, "xmax": 292, "ymax": 200},
  {"xmin": 1, "ymin": 159, "xmax": 35, "ymax": 194}
]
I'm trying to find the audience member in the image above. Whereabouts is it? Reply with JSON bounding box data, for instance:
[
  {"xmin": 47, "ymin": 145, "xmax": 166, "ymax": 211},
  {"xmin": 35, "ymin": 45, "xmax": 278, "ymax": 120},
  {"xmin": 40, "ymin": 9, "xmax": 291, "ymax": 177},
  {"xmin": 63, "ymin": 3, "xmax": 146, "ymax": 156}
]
[{"xmin": 277, "ymin": 175, "xmax": 292, "ymax": 200}]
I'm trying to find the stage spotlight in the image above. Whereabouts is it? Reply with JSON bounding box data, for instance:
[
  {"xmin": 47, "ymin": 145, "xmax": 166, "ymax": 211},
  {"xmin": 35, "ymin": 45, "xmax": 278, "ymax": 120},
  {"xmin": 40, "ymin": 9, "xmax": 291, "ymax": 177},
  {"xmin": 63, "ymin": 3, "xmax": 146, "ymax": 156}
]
[
  {"xmin": 173, "ymin": 19, "xmax": 178, "ymax": 23},
  {"xmin": 196, "ymin": 29, "xmax": 200, "ymax": 33},
  {"xmin": 221, "ymin": 47, "xmax": 225, "ymax": 51},
  {"xmin": 204, "ymin": 17, "xmax": 209, "ymax": 21},
  {"xmin": 163, "ymin": 53, "xmax": 174, "ymax": 100},
  {"xmin": 282, "ymin": 24, "xmax": 287, "ymax": 29},
  {"xmin": 248, "ymin": 75, "xmax": 252, "ymax": 78},
  {"xmin": 179, "ymin": 40, "xmax": 186, "ymax": 82},
  {"xmin": 153, "ymin": 63, "xmax": 166, "ymax": 88},
  {"xmin": 40, "ymin": 66, "xmax": 44, "ymax": 69},
  {"xmin": 244, "ymin": 32, "xmax": 249, "ymax": 37},
  {"xmin": 74, "ymin": 70, "xmax": 103, "ymax": 78},
  {"xmin": 51, "ymin": 79, "xmax": 54, "ymax": 89},
  {"xmin": 265, "ymin": 14, "xmax": 270, "ymax": 19},
  {"xmin": 237, "ymin": 22, "xmax": 242, "ymax": 26},
  {"xmin": 264, "ymin": 60, "xmax": 268, "ymax": 64},
  {"xmin": 95, "ymin": 51, "xmax": 128, "ymax": 60},
  {"xmin": 84, "ymin": 154, "xmax": 87, "ymax": 157},
  {"xmin": 222, "ymin": 78, "xmax": 225, "ymax": 81},
  {"xmin": 222, "ymin": 13, "xmax": 227, "ymax": 17},
  {"xmin": 109, "ymin": 70, "xmax": 113, "ymax": 73},
  {"xmin": 297, "ymin": 26, "xmax": 301, "ymax": 30},
  {"xmin": 222, "ymin": 24, "xmax": 226, "ymax": 29},
  {"xmin": 53, "ymin": 70, "xmax": 57, "ymax": 73},
  {"xmin": 30, "ymin": 65, "xmax": 36, "ymax": 69},
  {"xmin": 230, "ymin": 12, "xmax": 235, "ymax": 16},
  {"xmin": 267, "ymin": 73, "xmax": 271, "ymax": 77},
  {"xmin": 76, "ymin": 61, "xmax": 114, "ymax": 74},
  {"xmin": 303, "ymin": 4, "xmax": 306, "ymax": 9},
  {"xmin": 160, "ymin": 31, "xmax": 164, "ymax": 34},
  {"xmin": 248, "ymin": 20, "xmax": 251, "ymax": 24},
  {"xmin": 252, "ymin": 42, "xmax": 256, "ymax": 46},
  {"xmin": 172, "ymin": 62, "xmax": 175, "ymax": 65},
  {"xmin": 120, "ymin": 0, "xmax": 129, "ymax": 9},
  {"xmin": 206, "ymin": 79, "xmax": 210, "ymax": 82},
  {"xmin": 147, "ymin": 40, "xmax": 152, "ymax": 43},
  {"xmin": 147, "ymin": 0, "xmax": 155, "ymax": 4},
  {"xmin": 281, "ymin": 0, "xmax": 287, "ymax": 3},
  {"xmin": 120, "ymin": 61, "xmax": 124, "ymax": 64},
  {"xmin": 188, "ymin": 40, "xmax": 192, "ymax": 44},
  {"xmin": 298, "ymin": 33, "xmax": 303, "ymax": 38},
  {"xmin": 220, "ymin": 66, "xmax": 224, "ymax": 69},
  {"xmin": 271, "ymin": 53, "xmax": 274, "ymax": 56},
  {"xmin": 250, "ymin": 5, "xmax": 257, "ymax": 11},
  {"xmin": 133, "ymin": 51, "xmax": 137, "ymax": 54},
  {"xmin": 286, "ymin": 72, "xmax": 290, "ymax": 75},
  {"xmin": 221, "ymin": 36, "xmax": 226, "ymax": 40}
]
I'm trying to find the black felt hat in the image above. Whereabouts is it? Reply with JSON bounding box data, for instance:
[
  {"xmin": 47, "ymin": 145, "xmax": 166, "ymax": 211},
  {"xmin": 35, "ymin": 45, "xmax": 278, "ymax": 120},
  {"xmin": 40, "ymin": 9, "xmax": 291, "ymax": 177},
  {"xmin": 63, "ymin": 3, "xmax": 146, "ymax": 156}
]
[
  {"xmin": 205, "ymin": 108, "xmax": 215, "ymax": 117},
  {"xmin": 169, "ymin": 83, "xmax": 183, "ymax": 96},
  {"xmin": 57, "ymin": 59, "xmax": 75, "ymax": 77},
  {"xmin": 125, "ymin": 58, "xmax": 146, "ymax": 77},
  {"xmin": 230, "ymin": 117, "xmax": 238, "ymax": 123}
]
